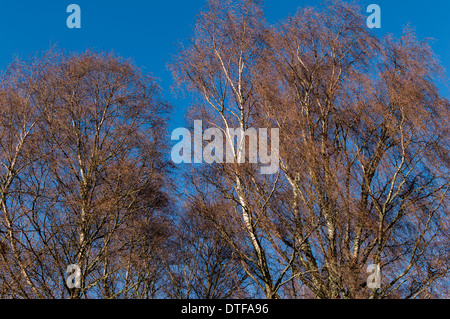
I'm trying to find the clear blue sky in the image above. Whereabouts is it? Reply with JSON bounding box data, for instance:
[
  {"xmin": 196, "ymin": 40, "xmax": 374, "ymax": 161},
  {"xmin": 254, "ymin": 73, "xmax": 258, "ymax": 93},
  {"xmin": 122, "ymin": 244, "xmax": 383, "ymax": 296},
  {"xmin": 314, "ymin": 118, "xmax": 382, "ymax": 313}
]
[{"xmin": 1, "ymin": 0, "xmax": 449, "ymax": 130}]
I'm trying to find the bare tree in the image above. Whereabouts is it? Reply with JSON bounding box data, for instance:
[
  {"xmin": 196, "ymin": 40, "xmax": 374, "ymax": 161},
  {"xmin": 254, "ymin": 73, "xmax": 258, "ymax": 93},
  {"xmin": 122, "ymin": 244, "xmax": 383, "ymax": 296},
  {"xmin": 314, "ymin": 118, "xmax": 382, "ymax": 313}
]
[
  {"xmin": 0, "ymin": 52, "xmax": 49, "ymax": 298},
  {"xmin": 173, "ymin": 0, "xmax": 450, "ymax": 299},
  {"xmin": 0, "ymin": 49, "xmax": 173, "ymax": 298},
  {"xmin": 0, "ymin": 0, "xmax": 448, "ymax": 300},
  {"xmin": 163, "ymin": 195, "xmax": 250, "ymax": 299},
  {"xmin": 172, "ymin": 0, "xmax": 301, "ymax": 299},
  {"xmin": 255, "ymin": 1, "xmax": 450, "ymax": 298}
]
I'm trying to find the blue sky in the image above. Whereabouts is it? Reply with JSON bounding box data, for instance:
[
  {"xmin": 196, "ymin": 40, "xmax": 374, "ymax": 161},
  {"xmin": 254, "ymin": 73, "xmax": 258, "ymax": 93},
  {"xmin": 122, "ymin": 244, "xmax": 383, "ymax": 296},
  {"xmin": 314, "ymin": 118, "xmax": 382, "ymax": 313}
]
[{"xmin": 1, "ymin": 0, "xmax": 449, "ymax": 130}]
